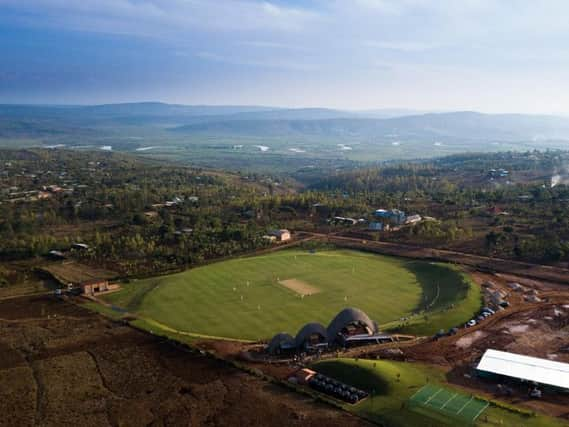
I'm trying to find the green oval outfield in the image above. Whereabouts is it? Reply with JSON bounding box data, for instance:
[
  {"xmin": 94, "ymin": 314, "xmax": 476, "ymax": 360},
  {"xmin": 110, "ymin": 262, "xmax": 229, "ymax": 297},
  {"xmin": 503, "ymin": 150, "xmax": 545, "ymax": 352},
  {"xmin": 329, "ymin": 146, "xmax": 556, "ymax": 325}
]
[{"xmin": 102, "ymin": 249, "xmax": 482, "ymax": 341}]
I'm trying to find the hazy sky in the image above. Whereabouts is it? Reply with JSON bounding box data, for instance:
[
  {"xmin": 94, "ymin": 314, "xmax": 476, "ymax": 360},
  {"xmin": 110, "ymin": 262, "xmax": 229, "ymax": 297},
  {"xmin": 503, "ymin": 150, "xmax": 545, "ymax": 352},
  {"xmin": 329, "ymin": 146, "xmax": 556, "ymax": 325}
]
[{"xmin": 1, "ymin": 0, "xmax": 569, "ymax": 113}]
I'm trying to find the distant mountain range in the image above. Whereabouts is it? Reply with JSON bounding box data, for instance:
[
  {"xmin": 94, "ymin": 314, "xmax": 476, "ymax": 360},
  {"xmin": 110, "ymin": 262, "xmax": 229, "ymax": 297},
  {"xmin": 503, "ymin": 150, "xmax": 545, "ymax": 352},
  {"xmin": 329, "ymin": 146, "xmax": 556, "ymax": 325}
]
[
  {"xmin": 0, "ymin": 103, "xmax": 424, "ymax": 122},
  {"xmin": 173, "ymin": 111, "xmax": 569, "ymax": 142},
  {"xmin": 1, "ymin": 102, "xmax": 569, "ymax": 142}
]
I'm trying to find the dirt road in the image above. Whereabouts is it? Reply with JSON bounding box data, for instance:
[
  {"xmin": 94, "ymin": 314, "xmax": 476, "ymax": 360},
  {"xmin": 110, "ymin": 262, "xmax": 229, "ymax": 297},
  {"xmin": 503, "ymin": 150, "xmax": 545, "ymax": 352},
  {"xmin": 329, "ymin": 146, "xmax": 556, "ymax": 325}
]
[{"xmin": 307, "ymin": 232, "xmax": 569, "ymax": 285}]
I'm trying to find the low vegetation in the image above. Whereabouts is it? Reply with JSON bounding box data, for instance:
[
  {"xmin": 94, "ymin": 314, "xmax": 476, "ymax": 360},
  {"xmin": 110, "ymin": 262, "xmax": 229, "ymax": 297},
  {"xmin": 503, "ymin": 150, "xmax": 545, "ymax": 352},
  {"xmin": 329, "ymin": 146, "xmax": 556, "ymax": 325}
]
[
  {"xmin": 3, "ymin": 149, "xmax": 569, "ymax": 281},
  {"xmin": 103, "ymin": 249, "xmax": 478, "ymax": 340}
]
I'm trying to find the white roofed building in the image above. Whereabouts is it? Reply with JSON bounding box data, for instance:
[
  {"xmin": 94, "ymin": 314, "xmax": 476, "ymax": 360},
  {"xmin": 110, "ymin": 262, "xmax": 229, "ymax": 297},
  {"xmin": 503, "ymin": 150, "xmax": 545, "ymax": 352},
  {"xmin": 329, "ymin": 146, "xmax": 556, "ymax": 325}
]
[
  {"xmin": 476, "ymin": 349, "xmax": 569, "ymax": 391},
  {"xmin": 404, "ymin": 214, "xmax": 422, "ymax": 225},
  {"xmin": 269, "ymin": 229, "xmax": 291, "ymax": 242}
]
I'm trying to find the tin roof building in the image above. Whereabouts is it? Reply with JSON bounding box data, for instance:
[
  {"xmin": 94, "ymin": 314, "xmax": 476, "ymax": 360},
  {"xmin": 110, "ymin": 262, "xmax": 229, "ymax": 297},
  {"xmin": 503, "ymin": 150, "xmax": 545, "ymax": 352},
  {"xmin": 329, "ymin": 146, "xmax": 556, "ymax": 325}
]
[{"xmin": 476, "ymin": 349, "xmax": 569, "ymax": 391}]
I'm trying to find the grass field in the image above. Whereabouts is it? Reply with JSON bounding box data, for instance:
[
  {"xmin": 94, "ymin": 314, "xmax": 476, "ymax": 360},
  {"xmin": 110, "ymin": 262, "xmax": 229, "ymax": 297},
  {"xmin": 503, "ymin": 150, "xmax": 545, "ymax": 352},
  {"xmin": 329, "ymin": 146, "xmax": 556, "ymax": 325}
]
[
  {"xmin": 384, "ymin": 260, "xmax": 482, "ymax": 336},
  {"xmin": 408, "ymin": 384, "xmax": 488, "ymax": 423},
  {"xmin": 102, "ymin": 249, "xmax": 480, "ymax": 340},
  {"xmin": 311, "ymin": 358, "xmax": 566, "ymax": 427}
]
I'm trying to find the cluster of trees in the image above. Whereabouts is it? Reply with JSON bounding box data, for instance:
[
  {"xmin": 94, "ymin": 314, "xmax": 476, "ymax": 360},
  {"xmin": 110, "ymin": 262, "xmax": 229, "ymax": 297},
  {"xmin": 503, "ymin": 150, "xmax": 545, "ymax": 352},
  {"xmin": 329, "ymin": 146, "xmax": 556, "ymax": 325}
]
[
  {"xmin": 308, "ymin": 150, "xmax": 569, "ymax": 264},
  {"xmin": 3, "ymin": 148, "xmax": 569, "ymax": 271},
  {"xmin": 485, "ymin": 230, "xmax": 569, "ymax": 262},
  {"xmin": 0, "ymin": 150, "xmax": 282, "ymax": 273},
  {"xmin": 407, "ymin": 220, "xmax": 472, "ymax": 243}
]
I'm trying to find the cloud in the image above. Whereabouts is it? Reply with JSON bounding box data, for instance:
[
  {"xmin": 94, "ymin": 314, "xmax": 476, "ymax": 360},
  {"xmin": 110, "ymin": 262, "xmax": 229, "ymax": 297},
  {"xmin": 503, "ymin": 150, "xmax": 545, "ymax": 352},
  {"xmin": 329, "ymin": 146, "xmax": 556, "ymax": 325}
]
[
  {"xmin": 237, "ymin": 40, "xmax": 311, "ymax": 51},
  {"xmin": 3, "ymin": 0, "xmax": 569, "ymax": 112},
  {"xmin": 0, "ymin": 0, "xmax": 320, "ymax": 36},
  {"xmin": 364, "ymin": 40, "xmax": 443, "ymax": 52},
  {"xmin": 196, "ymin": 51, "xmax": 317, "ymax": 71},
  {"xmin": 351, "ymin": 0, "xmax": 405, "ymax": 14}
]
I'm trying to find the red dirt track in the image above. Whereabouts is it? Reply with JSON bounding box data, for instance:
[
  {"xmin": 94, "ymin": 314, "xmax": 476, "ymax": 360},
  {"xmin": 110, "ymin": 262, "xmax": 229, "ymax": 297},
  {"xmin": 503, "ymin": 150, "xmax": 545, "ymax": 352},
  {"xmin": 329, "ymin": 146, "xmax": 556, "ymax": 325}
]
[{"xmin": 318, "ymin": 232, "xmax": 569, "ymax": 285}]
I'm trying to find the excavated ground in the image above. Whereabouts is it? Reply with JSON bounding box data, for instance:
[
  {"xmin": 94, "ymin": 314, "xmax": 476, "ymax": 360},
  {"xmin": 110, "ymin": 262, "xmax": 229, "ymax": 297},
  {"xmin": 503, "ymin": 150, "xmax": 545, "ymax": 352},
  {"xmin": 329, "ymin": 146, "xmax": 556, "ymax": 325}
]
[{"xmin": 391, "ymin": 273, "xmax": 569, "ymax": 420}]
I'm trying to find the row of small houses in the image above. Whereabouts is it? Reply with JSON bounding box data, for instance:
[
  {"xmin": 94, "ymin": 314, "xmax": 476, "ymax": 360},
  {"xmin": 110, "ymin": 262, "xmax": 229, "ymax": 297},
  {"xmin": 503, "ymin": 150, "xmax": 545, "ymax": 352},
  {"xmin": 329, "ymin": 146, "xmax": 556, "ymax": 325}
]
[
  {"xmin": 48, "ymin": 243, "xmax": 92, "ymax": 260},
  {"xmin": 328, "ymin": 209, "xmax": 433, "ymax": 231},
  {"xmin": 79, "ymin": 279, "xmax": 118, "ymax": 296},
  {"xmin": 52, "ymin": 277, "xmax": 119, "ymax": 297}
]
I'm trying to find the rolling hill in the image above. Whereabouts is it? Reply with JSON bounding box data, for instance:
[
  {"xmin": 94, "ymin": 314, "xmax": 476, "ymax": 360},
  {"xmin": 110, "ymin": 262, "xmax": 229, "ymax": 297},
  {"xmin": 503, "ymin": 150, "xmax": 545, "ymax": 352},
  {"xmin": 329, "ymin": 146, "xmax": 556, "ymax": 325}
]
[
  {"xmin": 173, "ymin": 111, "xmax": 569, "ymax": 142},
  {"xmin": 2, "ymin": 103, "xmax": 569, "ymax": 143}
]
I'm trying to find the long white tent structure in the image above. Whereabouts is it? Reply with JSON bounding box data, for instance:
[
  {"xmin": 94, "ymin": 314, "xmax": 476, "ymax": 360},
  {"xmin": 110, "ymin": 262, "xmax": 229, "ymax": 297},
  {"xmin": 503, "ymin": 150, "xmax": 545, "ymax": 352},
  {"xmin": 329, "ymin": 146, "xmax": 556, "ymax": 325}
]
[{"xmin": 476, "ymin": 349, "xmax": 569, "ymax": 391}]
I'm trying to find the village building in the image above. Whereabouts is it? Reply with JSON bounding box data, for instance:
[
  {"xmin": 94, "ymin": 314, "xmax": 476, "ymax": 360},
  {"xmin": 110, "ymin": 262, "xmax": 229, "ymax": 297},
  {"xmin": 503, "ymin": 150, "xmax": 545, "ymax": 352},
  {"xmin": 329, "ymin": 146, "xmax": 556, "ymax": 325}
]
[
  {"xmin": 332, "ymin": 216, "xmax": 358, "ymax": 226},
  {"xmin": 368, "ymin": 221, "xmax": 384, "ymax": 231},
  {"xmin": 488, "ymin": 206, "xmax": 503, "ymax": 215},
  {"xmin": 174, "ymin": 228, "xmax": 193, "ymax": 236},
  {"xmin": 404, "ymin": 214, "xmax": 422, "ymax": 225},
  {"xmin": 374, "ymin": 209, "xmax": 406, "ymax": 225},
  {"xmin": 48, "ymin": 250, "xmax": 65, "ymax": 260},
  {"xmin": 46, "ymin": 185, "xmax": 63, "ymax": 193},
  {"xmin": 80, "ymin": 279, "xmax": 110, "ymax": 296},
  {"xmin": 144, "ymin": 211, "xmax": 159, "ymax": 219},
  {"xmin": 72, "ymin": 243, "xmax": 89, "ymax": 250},
  {"xmin": 269, "ymin": 229, "xmax": 291, "ymax": 242},
  {"xmin": 37, "ymin": 191, "xmax": 51, "ymax": 200}
]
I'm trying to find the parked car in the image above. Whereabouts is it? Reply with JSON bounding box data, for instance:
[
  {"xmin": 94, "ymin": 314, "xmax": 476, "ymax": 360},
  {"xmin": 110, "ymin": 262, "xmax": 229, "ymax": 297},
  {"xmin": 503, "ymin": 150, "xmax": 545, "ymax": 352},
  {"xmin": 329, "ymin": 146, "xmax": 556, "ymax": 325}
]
[
  {"xmin": 465, "ymin": 319, "xmax": 477, "ymax": 328},
  {"xmin": 434, "ymin": 329, "xmax": 447, "ymax": 339}
]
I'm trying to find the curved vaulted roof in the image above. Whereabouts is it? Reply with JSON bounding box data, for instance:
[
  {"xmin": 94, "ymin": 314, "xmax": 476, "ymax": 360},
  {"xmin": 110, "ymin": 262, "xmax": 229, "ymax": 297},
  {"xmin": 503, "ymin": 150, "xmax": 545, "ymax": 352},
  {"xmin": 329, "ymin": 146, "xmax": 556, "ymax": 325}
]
[
  {"xmin": 267, "ymin": 332, "xmax": 295, "ymax": 354},
  {"xmin": 294, "ymin": 322, "xmax": 328, "ymax": 347},
  {"xmin": 327, "ymin": 307, "xmax": 377, "ymax": 341}
]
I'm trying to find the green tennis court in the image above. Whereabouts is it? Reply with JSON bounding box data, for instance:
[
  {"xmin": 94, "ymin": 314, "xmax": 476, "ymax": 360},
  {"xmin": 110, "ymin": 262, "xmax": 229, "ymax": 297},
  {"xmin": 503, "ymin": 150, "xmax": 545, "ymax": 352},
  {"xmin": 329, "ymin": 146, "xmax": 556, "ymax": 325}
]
[{"xmin": 408, "ymin": 384, "xmax": 488, "ymax": 423}]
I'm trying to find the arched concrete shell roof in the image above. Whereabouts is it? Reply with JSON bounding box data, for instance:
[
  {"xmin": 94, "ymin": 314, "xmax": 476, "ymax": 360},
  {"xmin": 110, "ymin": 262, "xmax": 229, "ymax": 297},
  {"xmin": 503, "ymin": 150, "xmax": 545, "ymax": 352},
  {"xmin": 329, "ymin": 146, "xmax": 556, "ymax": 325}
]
[
  {"xmin": 267, "ymin": 332, "xmax": 295, "ymax": 354},
  {"xmin": 294, "ymin": 322, "xmax": 328, "ymax": 347},
  {"xmin": 327, "ymin": 307, "xmax": 377, "ymax": 340}
]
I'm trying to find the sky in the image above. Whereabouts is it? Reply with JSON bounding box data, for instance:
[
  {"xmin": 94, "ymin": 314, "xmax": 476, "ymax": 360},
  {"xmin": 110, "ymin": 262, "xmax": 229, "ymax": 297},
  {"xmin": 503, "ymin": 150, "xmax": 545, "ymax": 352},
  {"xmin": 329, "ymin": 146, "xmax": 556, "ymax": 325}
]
[{"xmin": 1, "ymin": 0, "xmax": 569, "ymax": 113}]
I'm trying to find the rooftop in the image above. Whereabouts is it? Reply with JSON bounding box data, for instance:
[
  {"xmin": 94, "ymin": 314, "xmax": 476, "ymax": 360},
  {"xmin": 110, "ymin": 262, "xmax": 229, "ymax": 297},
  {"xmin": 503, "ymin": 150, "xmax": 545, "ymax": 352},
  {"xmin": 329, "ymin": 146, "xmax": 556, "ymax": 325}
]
[
  {"xmin": 477, "ymin": 349, "xmax": 569, "ymax": 390},
  {"xmin": 81, "ymin": 278, "xmax": 109, "ymax": 286},
  {"xmin": 270, "ymin": 229, "xmax": 290, "ymax": 236}
]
